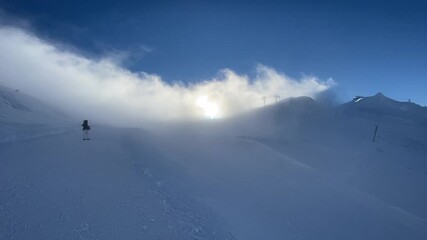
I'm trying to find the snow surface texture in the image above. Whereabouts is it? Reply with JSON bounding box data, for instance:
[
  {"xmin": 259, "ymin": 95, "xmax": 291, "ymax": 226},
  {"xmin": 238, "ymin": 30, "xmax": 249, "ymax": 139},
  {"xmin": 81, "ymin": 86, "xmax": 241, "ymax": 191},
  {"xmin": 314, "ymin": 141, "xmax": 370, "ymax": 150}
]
[{"xmin": 1, "ymin": 85, "xmax": 427, "ymax": 240}]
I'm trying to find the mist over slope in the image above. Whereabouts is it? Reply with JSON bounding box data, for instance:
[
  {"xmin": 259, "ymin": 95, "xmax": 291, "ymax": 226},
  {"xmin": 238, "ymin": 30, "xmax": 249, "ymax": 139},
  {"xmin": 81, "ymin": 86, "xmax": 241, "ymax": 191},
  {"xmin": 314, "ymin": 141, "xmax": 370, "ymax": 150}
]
[
  {"xmin": 0, "ymin": 85, "xmax": 235, "ymax": 239},
  {"xmin": 241, "ymin": 93, "xmax": 427, "ymax": 220},
  {"xmin": 1, "ymin": 87, "xmax": 427, "ymax": 240},
  {"xmin": 0, "ymin": 85, "xmax": 73, "ymax": 142},
  {"xmin": 339, "ymin": 93, "xmax": 427, "ymax": 125}
]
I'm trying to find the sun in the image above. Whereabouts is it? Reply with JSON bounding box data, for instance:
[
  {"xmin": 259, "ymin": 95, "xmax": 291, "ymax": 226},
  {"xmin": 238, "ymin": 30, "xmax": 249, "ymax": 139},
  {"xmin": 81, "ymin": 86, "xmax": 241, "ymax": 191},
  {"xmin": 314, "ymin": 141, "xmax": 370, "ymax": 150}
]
[{"xmin": 196, "ymin": 96, "xmax": 220, "ymax": 119}]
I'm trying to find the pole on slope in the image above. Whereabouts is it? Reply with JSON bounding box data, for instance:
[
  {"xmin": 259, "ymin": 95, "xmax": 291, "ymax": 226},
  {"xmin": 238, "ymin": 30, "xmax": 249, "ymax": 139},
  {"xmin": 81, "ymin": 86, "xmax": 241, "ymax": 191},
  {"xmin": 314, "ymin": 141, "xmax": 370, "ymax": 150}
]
[{"xmin": 372, "ymin": 124, "xmax": 378, "ymax": 142}]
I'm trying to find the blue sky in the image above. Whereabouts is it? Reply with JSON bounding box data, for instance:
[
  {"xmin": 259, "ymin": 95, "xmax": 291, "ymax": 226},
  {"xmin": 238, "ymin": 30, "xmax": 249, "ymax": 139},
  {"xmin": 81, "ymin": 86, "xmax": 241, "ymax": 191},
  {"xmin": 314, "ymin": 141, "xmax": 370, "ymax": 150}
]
[{"xmin": 1, "ymin": 0, "xmax": 426, "ymax": 105}]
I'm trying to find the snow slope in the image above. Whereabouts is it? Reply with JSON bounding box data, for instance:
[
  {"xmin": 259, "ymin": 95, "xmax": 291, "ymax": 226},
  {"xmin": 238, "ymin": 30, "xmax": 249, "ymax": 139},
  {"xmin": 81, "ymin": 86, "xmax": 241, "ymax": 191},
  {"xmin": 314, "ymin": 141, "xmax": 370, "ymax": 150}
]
[
  {"xmin": 0, "ymin": 127, "xmax": 234, "ymax": 240},
  {"xmin": 1, "ymin": 88, "xmax": 427, "ymax": 240},
  {"xmin": 0, "ymin": 86, "xmax": 73, "ymax": 143}
]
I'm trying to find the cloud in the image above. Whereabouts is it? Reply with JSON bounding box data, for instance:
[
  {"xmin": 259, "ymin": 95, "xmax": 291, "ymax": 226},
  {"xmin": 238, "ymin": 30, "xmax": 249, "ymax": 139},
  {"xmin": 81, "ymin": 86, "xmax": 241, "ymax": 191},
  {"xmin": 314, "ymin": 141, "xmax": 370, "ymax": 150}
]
[
  {"xmin": 0, "ymin": 26, "xmax": 335, "ymax": 127},
  {"xmin": 93, "ymin": 40, "xmax": 154, "ymax": 68}
]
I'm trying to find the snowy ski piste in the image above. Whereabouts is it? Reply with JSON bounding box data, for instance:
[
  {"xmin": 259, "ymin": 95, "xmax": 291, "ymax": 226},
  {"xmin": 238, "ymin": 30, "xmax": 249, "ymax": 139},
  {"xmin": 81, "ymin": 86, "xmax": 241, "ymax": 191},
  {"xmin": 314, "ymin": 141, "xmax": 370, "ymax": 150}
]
[{"xmin": 1, "ymin": 85, "xmax": 427, "ymax": 240}]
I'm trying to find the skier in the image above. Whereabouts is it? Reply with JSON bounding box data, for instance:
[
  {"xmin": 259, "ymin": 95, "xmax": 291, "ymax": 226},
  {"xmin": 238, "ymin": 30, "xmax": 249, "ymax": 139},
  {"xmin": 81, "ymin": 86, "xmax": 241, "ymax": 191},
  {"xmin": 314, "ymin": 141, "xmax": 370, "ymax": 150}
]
[{"xmin": 82, "ymin": 120, "xmax": 91, "ymax": 140}]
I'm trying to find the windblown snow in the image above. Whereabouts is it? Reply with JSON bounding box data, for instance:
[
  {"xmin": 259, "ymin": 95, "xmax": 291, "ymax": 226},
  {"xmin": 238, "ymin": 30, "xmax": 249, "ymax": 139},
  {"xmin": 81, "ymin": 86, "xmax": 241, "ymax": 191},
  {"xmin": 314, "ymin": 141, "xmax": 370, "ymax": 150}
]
[{"xmin": 1, "ymin": 85, "xmax": 427, "ymax": 240}]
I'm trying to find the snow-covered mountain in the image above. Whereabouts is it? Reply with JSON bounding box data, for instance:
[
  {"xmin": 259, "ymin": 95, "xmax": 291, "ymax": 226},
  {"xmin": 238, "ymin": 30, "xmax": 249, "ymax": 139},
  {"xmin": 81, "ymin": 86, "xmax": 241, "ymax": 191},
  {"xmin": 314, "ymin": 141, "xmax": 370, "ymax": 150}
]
[
  {"xmin": 1, "ymin": 89, "xmax": 427, "ymax": 240},
  {"xmin": 339, "ymin": 92, "xmax": 427, "ymax": 125},
  {"xmin": 0, "ymin": 85, "xmax": 73, "ymax": 142}
]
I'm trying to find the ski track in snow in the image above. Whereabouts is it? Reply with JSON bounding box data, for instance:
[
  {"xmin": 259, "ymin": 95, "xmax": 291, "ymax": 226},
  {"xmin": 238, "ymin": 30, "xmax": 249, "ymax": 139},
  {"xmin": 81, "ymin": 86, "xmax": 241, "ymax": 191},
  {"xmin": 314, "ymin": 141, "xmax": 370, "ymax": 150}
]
[{"xmin": 0, "ymin": 128, "xmax": 234, "ymax": 240}]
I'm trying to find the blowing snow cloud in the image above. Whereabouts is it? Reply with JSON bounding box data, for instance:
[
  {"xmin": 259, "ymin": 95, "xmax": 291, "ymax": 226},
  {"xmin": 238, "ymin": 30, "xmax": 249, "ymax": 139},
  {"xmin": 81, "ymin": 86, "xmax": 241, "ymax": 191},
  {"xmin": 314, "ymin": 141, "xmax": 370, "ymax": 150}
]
[{"xmin": 0, "ymin": 26, "xmax": 334, "ymax": 127}]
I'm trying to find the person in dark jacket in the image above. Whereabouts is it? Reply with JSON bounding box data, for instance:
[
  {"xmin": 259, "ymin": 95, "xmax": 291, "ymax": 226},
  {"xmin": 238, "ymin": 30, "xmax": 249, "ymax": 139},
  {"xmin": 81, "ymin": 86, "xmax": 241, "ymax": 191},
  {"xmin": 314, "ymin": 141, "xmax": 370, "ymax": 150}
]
[{"xmin": 82, "ymin": 120, "xmax": 91, "ymax": 140}]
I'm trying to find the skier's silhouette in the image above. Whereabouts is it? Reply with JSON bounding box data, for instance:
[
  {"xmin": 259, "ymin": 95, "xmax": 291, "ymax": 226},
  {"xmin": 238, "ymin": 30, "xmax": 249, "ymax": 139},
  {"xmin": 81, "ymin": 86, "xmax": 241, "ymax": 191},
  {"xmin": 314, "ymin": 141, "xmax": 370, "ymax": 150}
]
[{"xmin": 82, "ymin": 120, "xmax": 91, "ymax": 140}]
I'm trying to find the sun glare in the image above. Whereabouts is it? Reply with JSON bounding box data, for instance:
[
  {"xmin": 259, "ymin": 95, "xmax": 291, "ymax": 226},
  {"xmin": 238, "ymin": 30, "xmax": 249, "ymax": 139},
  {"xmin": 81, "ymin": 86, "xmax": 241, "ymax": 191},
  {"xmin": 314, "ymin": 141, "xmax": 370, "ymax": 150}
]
[{"xmin": 196, "ymin": 96, "xmax": 220, "ymax": 119}]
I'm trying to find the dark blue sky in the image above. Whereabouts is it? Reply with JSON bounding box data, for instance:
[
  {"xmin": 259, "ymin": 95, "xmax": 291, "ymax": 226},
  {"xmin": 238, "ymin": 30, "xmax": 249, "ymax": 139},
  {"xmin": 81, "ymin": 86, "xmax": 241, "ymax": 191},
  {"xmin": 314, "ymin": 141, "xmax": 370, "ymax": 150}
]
[{"xmin": 1, "ymin": 0, "xmax": 426, "ymax": 104}]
